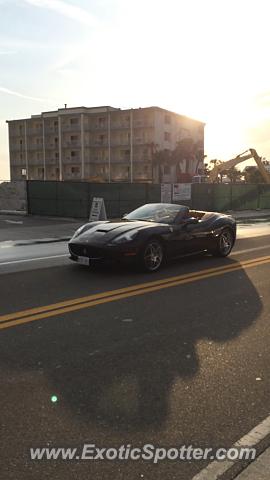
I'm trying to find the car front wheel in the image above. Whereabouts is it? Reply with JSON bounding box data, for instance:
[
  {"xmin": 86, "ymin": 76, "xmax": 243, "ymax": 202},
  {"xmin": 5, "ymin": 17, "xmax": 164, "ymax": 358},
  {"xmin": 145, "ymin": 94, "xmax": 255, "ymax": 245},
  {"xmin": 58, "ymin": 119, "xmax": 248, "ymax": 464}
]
[
  {"xmin": 211, "ymin": 228, "xmax": 234, "ymax": 257},
  {"xmin": 140, "ymin": 239, "xmax": 164, "ymax": 272}
]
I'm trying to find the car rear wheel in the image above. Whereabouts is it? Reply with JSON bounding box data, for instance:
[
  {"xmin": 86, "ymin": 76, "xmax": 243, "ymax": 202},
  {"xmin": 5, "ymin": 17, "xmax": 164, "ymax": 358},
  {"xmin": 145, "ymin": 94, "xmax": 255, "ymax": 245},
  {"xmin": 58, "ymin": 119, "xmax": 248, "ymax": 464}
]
[
  {"xmin": 140, "ymin": 239, "xmax": 164, "ymax": 272},
  {"xmin": 211, "ymin": 228, "xmax": 234, "ymax": 257}
]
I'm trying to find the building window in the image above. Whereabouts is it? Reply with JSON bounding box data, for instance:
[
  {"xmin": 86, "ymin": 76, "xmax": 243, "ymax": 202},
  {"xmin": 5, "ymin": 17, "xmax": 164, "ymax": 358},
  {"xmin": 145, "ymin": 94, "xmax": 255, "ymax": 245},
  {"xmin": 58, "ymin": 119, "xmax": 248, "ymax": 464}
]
[
  {"xmin": 164, "ymin": 132, "xmax": 171, "ymax": 142},
  {"xmin": 165, "ymin": 114, "xmax": 171, "ymax": 124},
  {"xmin": 71, "ymin": 151, "xmax": 77, "ymax": 157},
  {"xmin": 54, "ymin": 137, "xmax": 58, "ymax": 143},
  {"xmin": 70, "ymin": 118, "xmax": 79, "ymax": 125},
  {"xmin": 20, "ymin": 139, "xmax": 23, "ymax": 145},
  {"xmin": 70, "ymin": 135, "xmax": 78, "ymax": 142},
  {"xmin": 21, "ymin": 168, "xmax": 26, "ymax": 176},
  {"xmin": 54, "ymin": 120, "xmax": 58, "ymax": 127},
  {"xmin": 55, "ymin": 152, "xmax": 59, "ymax": 159}
]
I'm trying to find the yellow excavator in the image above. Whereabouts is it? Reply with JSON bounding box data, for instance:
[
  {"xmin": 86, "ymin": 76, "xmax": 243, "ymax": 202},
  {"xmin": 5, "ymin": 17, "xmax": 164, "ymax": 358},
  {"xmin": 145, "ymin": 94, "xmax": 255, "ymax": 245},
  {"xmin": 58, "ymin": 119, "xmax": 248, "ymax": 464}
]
[{"xmin": 208, "ymin": 148, "xmax": 270, "ymax": 184}]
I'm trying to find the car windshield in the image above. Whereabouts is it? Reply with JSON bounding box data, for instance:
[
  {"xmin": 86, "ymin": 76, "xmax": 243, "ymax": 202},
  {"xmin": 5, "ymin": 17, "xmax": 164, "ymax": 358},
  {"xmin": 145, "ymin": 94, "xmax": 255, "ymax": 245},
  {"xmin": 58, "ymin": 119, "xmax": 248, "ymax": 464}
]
[{"xmin": 124, "ymin": 204, "xmax": 187, "ymax": 224}]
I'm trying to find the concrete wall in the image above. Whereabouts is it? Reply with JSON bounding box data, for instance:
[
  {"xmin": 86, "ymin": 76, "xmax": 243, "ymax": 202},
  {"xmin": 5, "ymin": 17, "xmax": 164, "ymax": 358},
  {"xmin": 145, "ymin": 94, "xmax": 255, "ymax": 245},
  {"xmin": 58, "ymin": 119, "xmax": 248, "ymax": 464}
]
[{"xmin": 0, "ymin": 181, "xmax": 27, "ymax": 212}]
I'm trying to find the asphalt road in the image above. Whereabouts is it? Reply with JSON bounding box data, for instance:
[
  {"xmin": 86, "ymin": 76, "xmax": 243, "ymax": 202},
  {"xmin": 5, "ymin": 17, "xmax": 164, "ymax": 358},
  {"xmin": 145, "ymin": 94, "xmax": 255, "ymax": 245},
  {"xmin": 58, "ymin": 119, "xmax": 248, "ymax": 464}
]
[{"xmin": 0, "ymin": 220, "xmax": 270, "ymax": 479}]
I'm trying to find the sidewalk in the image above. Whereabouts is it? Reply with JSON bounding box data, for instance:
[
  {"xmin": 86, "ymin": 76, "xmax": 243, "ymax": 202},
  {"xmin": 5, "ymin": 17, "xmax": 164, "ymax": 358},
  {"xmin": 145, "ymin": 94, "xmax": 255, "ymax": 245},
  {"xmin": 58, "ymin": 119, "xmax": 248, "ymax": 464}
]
[
  {"xmin": 228, "ymin": 209, "xmax": 270, "ymax": 220},
  {"xmin": 0, "ymin": 214, "xmax": 83, "ymax": 242},
  {"xmin": 234, "ymin": 446, "xmax": 270, "ymax": 479}
]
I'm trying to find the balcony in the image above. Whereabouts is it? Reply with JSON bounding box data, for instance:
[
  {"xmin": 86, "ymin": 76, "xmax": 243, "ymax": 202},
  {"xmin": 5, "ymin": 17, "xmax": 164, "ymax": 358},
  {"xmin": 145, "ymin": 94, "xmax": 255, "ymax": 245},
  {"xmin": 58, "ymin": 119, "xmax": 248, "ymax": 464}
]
[
  {"xmin": 133, "ymin": 155, "xmax": 152, "ymax": 163},
  {"xmin": 61, "ymin": 124, "xmax": 81, "ymax": 132},
  {"xmin": 10, "ymin": 145, "xmax": 24, "ymax": 152},
  {"xmin": 85, "ymin": 123, "xmax": 108, "ymax": 131},
  {"xmin": 27, "ymin": 128, "xmax": 43, "ymax": 136},
  {"xmin": 44, "ymin": 126, "xmax": 58, "ymax": 134},
  {"xmin": 110, "ymin": 123, "xmax": 130, "ymax": 130},
  {"xmin": 45, "ymin": 158, "xmax": 58, "ymax": 165},
  {"xmin": 44, "ymin": 143, "xmax": 58, "ymax": 150},
  {"xmin": 110, "ymin": 156, "xmax": 130, "ymax": 164},
  {"xmin": 85, "ymin": 157, "xmax": 108, "ymax": 164},
  {"xmin": 62, "ymin": 141, "xmax": 81, "ymax": 148},
  {"xmin": 110, "ymin": 140, "xmax": 130, "ymax": 147},
  {"xmin": 27, "ymin": 145, "xmax": 43, "ymax": 151},
  {"xmin": 9, "ymin": 128, "xmax": 25, "ymax": 137},
  {"xmin": 85, "ymin": 141, "xmax": 108, "ymax": 147},
  {"xmin": 63, "ymin": 156, "xmax": 81, "ymax": 164},
  {"xmin": 133, "ymin": 120, "xmax": 154, "ymax": 128},
  {"xmin": 10, "ymin": 159, "xmax": 24, "ymax": 166},
  {"xmin": 28, "ymin": 159, "xmax": 44, "ymax": 166}
]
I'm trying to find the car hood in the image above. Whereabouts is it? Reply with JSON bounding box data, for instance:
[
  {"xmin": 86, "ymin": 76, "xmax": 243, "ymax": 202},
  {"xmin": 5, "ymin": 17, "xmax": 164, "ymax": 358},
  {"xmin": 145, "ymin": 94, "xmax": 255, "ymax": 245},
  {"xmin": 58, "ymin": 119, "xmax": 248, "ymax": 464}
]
[{"xmin": 71, "ymin": 220, "xmax": 158, "ymax": 245}]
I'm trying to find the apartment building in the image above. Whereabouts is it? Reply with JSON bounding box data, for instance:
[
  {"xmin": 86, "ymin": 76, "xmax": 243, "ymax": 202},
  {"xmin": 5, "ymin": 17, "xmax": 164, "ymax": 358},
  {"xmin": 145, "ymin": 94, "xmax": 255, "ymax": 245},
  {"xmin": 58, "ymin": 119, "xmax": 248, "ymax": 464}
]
[{"xmin": 7, "ymin": 106, "xmax": 204, "ymax": 183}]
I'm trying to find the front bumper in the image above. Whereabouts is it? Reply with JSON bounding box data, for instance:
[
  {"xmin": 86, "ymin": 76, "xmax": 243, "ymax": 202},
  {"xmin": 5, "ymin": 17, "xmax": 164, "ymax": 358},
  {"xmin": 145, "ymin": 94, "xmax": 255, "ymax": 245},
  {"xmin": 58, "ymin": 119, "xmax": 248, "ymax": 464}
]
[{"xmin": 68, "ymin": 241, "xmax": 139, "ymax": 263}]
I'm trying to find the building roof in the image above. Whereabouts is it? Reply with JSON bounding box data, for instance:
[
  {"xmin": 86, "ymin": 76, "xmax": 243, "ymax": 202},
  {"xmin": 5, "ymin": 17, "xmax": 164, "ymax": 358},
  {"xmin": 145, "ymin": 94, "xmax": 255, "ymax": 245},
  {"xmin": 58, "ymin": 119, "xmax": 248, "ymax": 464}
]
[{"xmin": 6, "ymin": 105, "xmax": 205, "ymax": 125}]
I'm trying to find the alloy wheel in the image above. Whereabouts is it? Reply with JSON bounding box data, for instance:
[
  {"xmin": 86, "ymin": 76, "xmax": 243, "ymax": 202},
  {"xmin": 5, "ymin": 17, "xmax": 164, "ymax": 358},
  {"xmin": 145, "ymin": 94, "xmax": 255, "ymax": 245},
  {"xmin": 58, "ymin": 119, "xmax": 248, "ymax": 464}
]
[
  {"xmin": 143, "ymin": 241, "xmax": 163, "ymax": 271},
  {"xmin": 219, "ymin": 230, "xmax": 233, "ymax": 255}
]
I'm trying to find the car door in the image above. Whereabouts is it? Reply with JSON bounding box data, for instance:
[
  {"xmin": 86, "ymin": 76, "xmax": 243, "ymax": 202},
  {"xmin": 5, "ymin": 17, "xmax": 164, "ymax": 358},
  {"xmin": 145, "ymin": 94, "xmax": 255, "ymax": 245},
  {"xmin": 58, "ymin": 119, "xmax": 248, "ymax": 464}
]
[
  {"xmin": 167, "ymin": 223, "xmax": 197, "ymax": 257},
  {"xmin": 168, "ymin": 219, "xmax": 211, "ymax": 257}
]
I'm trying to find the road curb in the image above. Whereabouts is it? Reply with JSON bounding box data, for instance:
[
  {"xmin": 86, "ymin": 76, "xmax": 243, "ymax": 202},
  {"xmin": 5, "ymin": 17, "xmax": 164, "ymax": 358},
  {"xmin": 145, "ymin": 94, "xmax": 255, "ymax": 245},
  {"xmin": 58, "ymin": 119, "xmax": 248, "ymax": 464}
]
[
  {"xmin": 0, "ymin": 210, "xmax": 27, "ymax": 216},
  {"xmin": 14, "ymin": 237, "xmax": 71, "ymax": 246},
  {"xmin": 192, "ymin": 415, "xmax": 270, "ymax": 480}
]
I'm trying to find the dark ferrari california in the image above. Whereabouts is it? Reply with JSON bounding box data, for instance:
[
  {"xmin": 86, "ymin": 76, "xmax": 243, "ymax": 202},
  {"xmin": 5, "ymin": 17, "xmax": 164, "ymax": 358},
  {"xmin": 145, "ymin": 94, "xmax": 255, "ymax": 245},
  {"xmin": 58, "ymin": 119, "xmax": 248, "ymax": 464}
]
[{"xmin": 68, "ymin": 203, "xmax": 236, "ymax": 272}]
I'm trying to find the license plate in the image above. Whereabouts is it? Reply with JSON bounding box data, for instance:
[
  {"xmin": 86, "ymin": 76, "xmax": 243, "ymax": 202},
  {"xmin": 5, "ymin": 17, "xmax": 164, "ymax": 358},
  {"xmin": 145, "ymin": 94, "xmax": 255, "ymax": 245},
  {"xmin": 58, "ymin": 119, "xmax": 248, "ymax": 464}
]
[{"xmin": 77, "ymin": 256, "xmax": 90, "ymax": 266}]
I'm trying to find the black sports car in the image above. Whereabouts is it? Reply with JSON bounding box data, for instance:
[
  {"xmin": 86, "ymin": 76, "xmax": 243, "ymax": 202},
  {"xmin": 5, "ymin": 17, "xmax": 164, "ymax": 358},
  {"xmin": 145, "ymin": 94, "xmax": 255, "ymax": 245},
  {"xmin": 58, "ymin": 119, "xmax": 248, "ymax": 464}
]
[{"xmin": 68, "ymin": 203, "xmax": 236, "ymax": 272}]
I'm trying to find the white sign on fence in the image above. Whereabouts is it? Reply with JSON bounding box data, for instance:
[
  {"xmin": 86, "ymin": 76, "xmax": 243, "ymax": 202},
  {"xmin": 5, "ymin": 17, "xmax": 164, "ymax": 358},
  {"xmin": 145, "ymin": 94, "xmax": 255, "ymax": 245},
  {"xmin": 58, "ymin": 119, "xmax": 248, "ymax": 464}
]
[
  {"xmin": 89, "ymin": 197, "xmax": 107, "ymax": 221},
  {"xmin": 161, "ymin": 184, "xmax": 172, "ymax": 203},
  {"xmin": 173, "ymin": 183, "xmax": 192, "ymax": 201}
]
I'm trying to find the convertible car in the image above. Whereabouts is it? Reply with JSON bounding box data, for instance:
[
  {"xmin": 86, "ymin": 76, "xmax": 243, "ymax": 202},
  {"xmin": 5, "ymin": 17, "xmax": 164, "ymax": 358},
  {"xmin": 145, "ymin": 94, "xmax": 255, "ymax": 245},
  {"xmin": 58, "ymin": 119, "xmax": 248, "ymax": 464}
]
[{"xmin": 68, "ymin": 203, "xmax": 236, "ymax": 272}]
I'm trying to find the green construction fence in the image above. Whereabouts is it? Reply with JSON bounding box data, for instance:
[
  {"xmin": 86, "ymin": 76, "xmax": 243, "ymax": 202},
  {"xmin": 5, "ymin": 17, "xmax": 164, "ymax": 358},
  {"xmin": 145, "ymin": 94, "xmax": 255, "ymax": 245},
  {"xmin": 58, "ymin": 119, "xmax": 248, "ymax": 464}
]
[{"xmin": 27, "ymin": 181, "xmax": 270, "ymax": 218}]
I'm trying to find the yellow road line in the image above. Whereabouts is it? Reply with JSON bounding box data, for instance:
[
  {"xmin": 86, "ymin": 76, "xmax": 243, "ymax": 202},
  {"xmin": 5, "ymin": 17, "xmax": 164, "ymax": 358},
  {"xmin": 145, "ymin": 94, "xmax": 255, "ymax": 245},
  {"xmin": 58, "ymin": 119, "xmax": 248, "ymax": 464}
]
[
  {"xmin": 1, "ymin": 254, "xmax": 270, "ymax": 325},
  {"xmin": 0, "ymin": 255, "xmax": 269, "ymax": 331}
]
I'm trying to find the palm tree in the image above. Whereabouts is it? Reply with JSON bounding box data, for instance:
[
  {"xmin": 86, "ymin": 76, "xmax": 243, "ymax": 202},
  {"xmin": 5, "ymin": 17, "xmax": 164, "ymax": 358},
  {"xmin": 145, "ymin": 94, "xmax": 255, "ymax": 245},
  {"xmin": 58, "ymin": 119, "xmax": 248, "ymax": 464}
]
[{"xmin": 152, "ymin": 137, "xmax": 204, "ymax": 182}]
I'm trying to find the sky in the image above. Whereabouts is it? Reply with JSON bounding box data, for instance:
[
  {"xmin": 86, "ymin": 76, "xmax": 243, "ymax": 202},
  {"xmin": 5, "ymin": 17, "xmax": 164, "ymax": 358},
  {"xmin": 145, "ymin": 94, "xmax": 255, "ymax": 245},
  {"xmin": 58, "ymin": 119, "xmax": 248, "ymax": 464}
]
[{"xmin": 1, "ymin": 0, "xmax": 270, "ymax": 179}]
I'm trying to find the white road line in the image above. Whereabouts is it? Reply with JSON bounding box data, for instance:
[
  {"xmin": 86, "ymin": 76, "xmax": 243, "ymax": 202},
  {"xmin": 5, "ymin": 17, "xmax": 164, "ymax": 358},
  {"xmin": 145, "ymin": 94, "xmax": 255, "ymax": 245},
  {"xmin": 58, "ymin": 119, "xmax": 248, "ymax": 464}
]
[
  {"xmin": 233, "ymin": 245, "xmax": 270, "ymax": 255},
  {"xmin": 0, "ymin": 254, "xmax": 69, "ymax": 266},
  {"xmin": 0, "ymin": 245, "xmax": 269, "ymax": 267},
  {"xmin": 192, "ymin": 415, "xmax": 270, "ymax": 480}
]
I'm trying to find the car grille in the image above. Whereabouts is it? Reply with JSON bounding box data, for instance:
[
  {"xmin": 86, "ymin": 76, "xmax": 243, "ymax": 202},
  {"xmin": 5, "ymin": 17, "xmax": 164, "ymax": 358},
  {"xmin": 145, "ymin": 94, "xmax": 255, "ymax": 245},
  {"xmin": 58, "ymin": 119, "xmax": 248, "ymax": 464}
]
[{"xmin": 69, "ymin": 244, "xmax": 104, "ymax": 258}]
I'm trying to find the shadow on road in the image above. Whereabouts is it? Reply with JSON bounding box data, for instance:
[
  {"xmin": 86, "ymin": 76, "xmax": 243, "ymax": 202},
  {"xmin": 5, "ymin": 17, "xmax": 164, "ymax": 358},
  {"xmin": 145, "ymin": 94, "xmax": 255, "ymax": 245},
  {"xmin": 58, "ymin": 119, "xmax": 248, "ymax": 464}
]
[{"xmin": 0, "ymin": 257, "xmax": 263, "ymax": 433}]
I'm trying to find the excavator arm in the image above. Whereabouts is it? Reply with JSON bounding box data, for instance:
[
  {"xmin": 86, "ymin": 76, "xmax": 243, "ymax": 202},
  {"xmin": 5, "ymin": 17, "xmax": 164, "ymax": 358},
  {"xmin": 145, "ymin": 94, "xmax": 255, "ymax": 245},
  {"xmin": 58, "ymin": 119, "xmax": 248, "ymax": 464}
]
[
  {"xmin": 208, "ymin": 148, "xmax": 270, "ymax": 183},
  {"xmin": 249, "ymin": 148, "xmax": 270, "ymax": 183}
]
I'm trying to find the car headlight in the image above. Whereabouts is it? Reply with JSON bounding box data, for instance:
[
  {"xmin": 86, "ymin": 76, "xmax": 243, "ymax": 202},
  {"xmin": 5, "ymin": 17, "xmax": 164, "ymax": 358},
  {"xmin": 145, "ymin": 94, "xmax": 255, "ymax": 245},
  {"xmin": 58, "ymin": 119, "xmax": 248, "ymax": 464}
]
[{"xmin": 111, "ymin": 230, "xmax": 138, "ymax": 244}]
